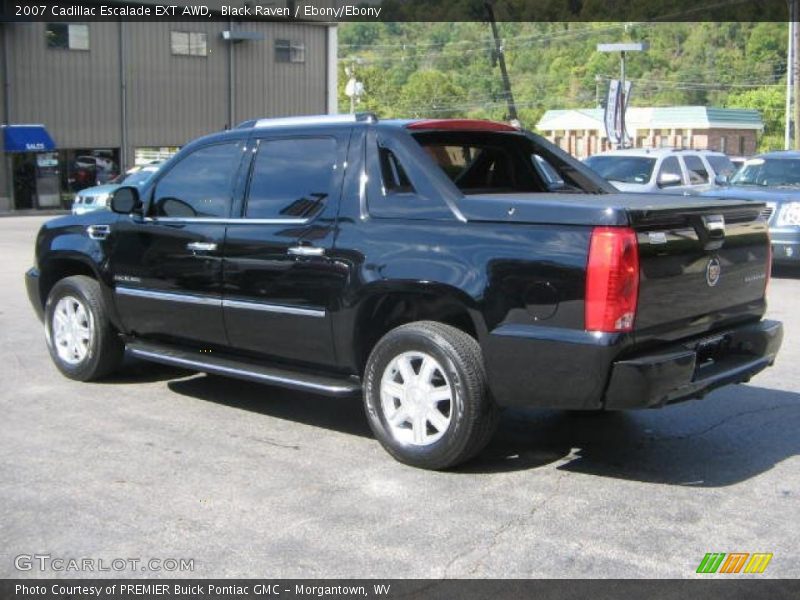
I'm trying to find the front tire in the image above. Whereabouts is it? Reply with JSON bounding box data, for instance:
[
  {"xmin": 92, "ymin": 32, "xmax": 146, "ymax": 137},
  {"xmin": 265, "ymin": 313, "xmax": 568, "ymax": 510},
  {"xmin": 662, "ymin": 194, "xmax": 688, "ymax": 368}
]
[
  {"xmin": 44, "ymin": 275, "xmax": 124, "ymax": 381},
  {"xmin": 363, "ymin": 321, "xmax": 498, "ymax": 470}
]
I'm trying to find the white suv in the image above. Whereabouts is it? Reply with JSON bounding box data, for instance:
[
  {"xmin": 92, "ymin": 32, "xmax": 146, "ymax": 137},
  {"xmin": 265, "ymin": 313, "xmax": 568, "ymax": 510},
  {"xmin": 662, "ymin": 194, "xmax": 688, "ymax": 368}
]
[{"xmin": 583, "ymin": 148, "xmax": 736, "ymax": 194}]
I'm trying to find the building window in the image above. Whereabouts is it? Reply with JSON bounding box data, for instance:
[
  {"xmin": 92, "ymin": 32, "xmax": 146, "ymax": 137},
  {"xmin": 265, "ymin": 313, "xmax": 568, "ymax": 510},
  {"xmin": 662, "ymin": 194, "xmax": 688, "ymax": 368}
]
[
  {"xmin": 275, "ymin": 39, "xmax": 305, "ymax": 63},
  {"xmin": 46, "ymin": 23, "xmax": 89, "ymax": 51},
  {"xmin": 171, "ymin": 31, "xmax": 207, "ymax": 57},
  {"xmin": 59, "ymin": 149, "xmax": 120, "ymax": 195}
]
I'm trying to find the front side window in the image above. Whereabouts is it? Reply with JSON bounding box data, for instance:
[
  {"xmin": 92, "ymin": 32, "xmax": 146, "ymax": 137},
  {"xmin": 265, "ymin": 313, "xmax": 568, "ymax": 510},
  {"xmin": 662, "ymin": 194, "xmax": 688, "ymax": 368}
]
[
  {"xmin": 171, "ymin": 31, "xmax": 208, "ymax": 57},
  {"xmin": 683, "ymin": 155, "xmax": 709, "ymax": 184},
  {"xmin": 657, "ymin": 156, "xmax": 683, "ymax": 183},
  {"xmin": 46, "ymin": 23, "xmax": 89, "ymax": 50},
  {"xmin": 152, "ymin": 142, "xmax": 242, "ymax": 218},
  {"xmin": 706, "ymin": 154, "xmax": 736, "ymax": 178},
  {"xmin": 245, "ymin": 138, "xmax": 337, "ymax": 219}
]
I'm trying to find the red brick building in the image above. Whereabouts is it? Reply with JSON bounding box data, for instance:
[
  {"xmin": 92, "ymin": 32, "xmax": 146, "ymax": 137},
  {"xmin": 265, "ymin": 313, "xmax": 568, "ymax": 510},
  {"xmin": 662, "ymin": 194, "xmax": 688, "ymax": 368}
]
[{"xmin": 536, "ymin": 106, "xmax": 763, "ymax": 159}]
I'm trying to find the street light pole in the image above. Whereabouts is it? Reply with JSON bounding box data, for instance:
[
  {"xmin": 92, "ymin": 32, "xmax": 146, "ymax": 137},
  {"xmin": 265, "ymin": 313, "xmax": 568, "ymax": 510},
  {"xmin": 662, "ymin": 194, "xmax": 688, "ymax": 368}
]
[{"xmin": 598, "ymin": 42, "xmax": 648, "ymax": 149}]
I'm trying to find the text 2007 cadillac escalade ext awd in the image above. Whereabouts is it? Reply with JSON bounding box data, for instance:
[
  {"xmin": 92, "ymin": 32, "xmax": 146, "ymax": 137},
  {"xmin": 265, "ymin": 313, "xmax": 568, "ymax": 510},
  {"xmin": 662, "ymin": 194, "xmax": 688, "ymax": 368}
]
[{"xmin": 25, "ymin": 114, "xmax": 783, "ymax": 469}]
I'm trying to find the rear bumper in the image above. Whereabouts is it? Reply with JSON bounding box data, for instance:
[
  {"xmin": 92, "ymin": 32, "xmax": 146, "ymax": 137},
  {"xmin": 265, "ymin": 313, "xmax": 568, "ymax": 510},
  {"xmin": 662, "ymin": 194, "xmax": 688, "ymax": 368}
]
[
  {"xmin": 604, "ymin": 319, "xmax": 783, "ymax": 409},
  {"xmin": 25, "ymin": 267, "xmax": 44, "ymax": 322}
]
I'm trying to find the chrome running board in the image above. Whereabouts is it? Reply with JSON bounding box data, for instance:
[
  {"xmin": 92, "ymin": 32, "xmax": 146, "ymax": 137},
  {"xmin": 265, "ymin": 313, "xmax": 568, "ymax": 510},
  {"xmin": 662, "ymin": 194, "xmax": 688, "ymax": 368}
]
[{"xmin": 127, "ymin": 340, "xmax": 361, "ymax": 397}]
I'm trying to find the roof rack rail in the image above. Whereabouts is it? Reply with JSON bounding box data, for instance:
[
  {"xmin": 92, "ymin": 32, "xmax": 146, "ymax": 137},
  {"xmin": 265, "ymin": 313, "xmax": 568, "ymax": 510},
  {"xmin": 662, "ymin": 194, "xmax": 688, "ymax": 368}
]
[{"xmin": 244, "ymin": 113, "xmax": 377, "ymax": 129}]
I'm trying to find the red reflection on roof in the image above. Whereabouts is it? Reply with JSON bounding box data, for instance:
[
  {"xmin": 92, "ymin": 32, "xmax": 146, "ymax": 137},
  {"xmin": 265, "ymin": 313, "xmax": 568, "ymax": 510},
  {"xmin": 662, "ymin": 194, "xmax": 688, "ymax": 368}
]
[{"xmin": 406, "ymin": 119, "xmax": 518, "ymax": 132}]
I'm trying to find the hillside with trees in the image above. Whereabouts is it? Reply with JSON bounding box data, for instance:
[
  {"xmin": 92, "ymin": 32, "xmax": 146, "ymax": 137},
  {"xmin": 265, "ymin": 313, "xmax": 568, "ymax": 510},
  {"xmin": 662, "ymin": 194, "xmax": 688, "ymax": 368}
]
[{"xmin": 338, "ymin": 22, "xmax": 788, "ymax": 151}]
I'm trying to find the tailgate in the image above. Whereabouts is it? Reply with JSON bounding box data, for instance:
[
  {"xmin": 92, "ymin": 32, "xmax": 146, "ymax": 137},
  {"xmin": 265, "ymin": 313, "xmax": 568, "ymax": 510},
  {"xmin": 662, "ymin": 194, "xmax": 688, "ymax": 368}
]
[{"xmin": 630, "ymin": 202, "xmax": 770, "ymax": 341}]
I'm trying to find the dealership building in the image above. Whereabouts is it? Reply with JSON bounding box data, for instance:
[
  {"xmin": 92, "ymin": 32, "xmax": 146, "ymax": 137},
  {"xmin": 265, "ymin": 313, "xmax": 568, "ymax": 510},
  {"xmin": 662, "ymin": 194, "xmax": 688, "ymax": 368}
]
[
  {"xmin": 0, "ymin": 3, "xmax": 338, "ymax": 212},
  {"xmin": 536, "ymin": 106, "xmax": 764, "ymax": 159}
]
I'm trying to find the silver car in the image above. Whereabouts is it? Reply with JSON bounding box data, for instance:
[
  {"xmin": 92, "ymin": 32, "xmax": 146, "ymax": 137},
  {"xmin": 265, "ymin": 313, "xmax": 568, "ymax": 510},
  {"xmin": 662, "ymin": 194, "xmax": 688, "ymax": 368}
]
[
  {"xmin": 583, "ymin": 148, "xmax": 736, "ymax": 194},
  {"xmin": 72, "ymin": 163, "xmax": 161, "ymax": 215}
]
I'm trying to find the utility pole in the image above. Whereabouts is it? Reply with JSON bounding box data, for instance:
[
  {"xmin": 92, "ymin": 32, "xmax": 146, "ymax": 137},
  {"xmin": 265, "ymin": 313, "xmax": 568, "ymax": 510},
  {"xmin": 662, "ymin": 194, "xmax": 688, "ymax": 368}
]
[
  {"xmin": 786, "ymin": 21, "xmax": 793, "ymax": 150},
  {"xmin": 794, "ymin": 0, "xmax": 800, "ymax": 149},
  {"xmin": 344, "ymin": 60, "xmax": 364, "ymax": 114},
  {"xmin": 595, "ymin": 74, "xmax": 603, "ymax": 108},
  {"xmin": 485, "ymin": 1, "xmax": 518, "ymax": 124}
]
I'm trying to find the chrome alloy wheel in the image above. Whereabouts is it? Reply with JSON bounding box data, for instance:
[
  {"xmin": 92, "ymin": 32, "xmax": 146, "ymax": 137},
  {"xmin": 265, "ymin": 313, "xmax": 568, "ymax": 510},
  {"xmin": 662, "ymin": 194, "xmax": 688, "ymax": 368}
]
[
  {"xmin": 379, "ymin": 351, "xmax": 454, "ymax": 446},
  {"xmin": 50, "ymin": 295, "xmax": 94, "ymax": 365}
]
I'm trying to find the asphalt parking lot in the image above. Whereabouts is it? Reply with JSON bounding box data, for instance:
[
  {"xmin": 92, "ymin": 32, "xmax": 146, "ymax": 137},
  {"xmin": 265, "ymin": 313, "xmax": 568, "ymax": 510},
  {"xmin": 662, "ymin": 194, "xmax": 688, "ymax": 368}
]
[{"xmin": 0, "ymin": 215, "xmax": 798, "ymax": 579}]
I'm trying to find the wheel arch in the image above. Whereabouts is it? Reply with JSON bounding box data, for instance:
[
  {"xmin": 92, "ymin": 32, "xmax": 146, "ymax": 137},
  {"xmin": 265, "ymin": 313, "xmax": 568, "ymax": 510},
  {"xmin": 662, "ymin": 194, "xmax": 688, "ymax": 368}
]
[
  {"xmin": 38, "ymin": 254, "xmax": 124, "ymax": 331},
  {"xmin": 348, "ymin": 283, "xmax": 487, "ymax": 374}
]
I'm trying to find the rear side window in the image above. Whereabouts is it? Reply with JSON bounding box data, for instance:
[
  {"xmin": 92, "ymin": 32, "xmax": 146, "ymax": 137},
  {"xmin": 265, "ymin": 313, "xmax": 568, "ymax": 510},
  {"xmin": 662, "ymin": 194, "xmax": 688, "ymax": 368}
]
[
  {"xmin": 583, "ymin": 155, "xmax": 656, "ymax": 184},
  {"xmin": 683, "ymin": 155, "xmax": 709, "ymax": 184},
  {"xmin": 152, "ymin": 142, "xmax": 241, "ymax": 218},
  {"xmin": 245, "ymin": 137, "xmax": 337, "ymax": 219},
  {"xmin": 379, "ymin": 148, "xmax": 414, "ymax": 194}
]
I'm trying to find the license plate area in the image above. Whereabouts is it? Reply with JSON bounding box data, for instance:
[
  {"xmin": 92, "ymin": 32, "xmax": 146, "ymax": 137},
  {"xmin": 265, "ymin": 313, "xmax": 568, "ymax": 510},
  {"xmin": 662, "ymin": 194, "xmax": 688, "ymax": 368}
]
[{"xmin": 688, "ymin": 334, "xmax": 731, "ymax": 373}]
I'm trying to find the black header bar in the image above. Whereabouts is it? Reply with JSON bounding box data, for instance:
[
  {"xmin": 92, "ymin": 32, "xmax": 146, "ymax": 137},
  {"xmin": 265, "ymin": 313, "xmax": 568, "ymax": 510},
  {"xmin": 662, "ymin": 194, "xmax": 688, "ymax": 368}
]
[{"xmin": 0, "ymin": 0, "xmax": 794, "ymax": 23}]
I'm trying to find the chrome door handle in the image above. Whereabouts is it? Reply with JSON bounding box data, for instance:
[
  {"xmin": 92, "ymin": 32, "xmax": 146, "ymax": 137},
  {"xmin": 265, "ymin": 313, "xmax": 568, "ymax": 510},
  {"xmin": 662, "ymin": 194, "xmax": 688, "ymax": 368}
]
[
  {"xmin": 186, "ymin": 242, "xmax": 218, "ymax": 252},
  {"xmin": 288, "ymin": 246, "xmax": 324, "ymax": 257}
]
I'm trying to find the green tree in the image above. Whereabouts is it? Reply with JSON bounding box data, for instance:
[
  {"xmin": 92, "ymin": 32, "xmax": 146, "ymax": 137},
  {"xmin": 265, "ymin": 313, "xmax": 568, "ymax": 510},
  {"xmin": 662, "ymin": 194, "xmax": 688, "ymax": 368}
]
[
  {"xmin": 398, "ymin": 70, "xmax": 468, "ymax": 118},
  {"xmin": 726, "ymin": 86, "xmax": 785, "ymax": 152}
]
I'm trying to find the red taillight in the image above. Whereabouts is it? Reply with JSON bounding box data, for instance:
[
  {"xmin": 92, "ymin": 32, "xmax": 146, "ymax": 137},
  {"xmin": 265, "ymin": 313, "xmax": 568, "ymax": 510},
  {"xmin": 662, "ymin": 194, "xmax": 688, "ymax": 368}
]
[{"xmin": 585, "ymin": 227, "xmax": 640, "ymax": 333}]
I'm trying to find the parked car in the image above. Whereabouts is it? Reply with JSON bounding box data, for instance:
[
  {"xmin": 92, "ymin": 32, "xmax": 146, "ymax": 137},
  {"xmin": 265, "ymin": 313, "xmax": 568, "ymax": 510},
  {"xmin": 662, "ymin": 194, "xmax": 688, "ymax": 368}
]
[
  {"xmin": 583, "ymin": 148, "xmax": 736, "ymax": 194},
  {"xmin": 701, "ymin": 151, "xmax": 800, "ymax": 264},
  {"xmin": 72, "ymin": 162, "xmax": 162, "ymax": 215},
  {"xmin": 728, "ymin": 156, "xmax": 749, "ymax": 171},
  {"xmin": 26, "ymin": 115, "xmax": 782, "ymax": 469}
]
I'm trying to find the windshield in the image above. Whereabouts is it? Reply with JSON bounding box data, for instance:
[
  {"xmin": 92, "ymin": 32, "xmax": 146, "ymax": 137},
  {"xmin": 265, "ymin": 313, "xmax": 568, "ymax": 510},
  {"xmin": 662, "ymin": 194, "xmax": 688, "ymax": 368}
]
[
  {"xmin": 583, "ymin": 155, "xmax": 657, "ymax": 184},
  {"xmin": 731, "ymin": 157, "xmax": 800, "ymax": 187},
  {"xmin": 111, "ymin": 168, "xmax": 158, "ymax": 187}
]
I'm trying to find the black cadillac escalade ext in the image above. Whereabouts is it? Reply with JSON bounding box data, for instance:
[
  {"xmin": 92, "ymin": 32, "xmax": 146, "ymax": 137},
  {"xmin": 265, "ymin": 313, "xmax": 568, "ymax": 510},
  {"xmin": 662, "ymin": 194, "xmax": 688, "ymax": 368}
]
[{"xmin": 25, "ymin": 114, "xmax": 783, "ymax": 469}]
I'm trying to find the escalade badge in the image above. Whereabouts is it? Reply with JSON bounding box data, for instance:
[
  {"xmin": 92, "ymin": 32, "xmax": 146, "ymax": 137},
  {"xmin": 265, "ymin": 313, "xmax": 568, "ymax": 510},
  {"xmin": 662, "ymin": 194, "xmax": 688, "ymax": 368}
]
[{"xmin": 706, "ymin": 257, "xmax": 721, "ymax": 287}]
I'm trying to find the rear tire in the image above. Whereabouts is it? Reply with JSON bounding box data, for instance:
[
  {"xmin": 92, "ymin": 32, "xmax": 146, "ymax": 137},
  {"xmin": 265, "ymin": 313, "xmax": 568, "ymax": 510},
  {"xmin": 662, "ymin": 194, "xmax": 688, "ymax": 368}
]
[
  {"xmin": 44, "ymin": 275, "xmax": 124, "ymax": 381},
  {"xmin": 363, "ymin": 321, "xmax": 498, "ymax": 470}
]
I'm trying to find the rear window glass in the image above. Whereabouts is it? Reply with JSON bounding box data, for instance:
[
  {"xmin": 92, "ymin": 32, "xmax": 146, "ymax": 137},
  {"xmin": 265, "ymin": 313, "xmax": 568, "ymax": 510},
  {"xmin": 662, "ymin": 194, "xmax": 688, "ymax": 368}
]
[
  {"xmin": 583, "ymin": 155, "xmax": 657, "ymax": 184},
  {"xmin": 421, "ymin": 143, "xmax": 518, "ymax": 191},
  {"xmin": 409, "ymin": 130, "xmax": 607, "ymax": 195}
]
